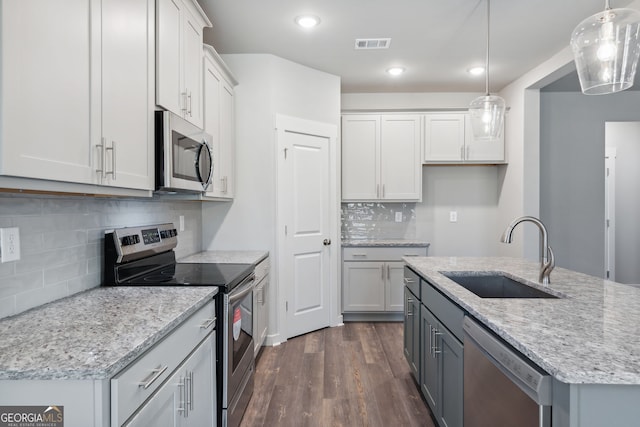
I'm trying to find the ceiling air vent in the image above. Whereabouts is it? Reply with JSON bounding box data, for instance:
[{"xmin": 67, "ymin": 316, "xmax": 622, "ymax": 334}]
[{"xmin": 355, "ymin": 38, "xmax": 391, "ymax": 50}]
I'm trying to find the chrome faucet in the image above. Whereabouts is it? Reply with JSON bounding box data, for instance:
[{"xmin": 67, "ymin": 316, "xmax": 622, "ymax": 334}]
[{"xmin": 501, "ymin": 216, "xmax": 555, "ymax": 285}]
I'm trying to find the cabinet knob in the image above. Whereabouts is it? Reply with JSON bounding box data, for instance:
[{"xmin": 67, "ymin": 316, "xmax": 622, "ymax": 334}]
[{"xmin": 323, "ymin": 238, "xmax": 331, "ymax": 246}]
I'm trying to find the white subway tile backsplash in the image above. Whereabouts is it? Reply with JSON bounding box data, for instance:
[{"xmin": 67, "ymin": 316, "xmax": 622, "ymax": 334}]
[{"xmin": 0, "ymin": 193, "xmax": 203, "ymax": 319}]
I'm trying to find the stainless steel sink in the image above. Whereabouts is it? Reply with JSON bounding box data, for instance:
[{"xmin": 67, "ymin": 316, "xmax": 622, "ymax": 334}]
[{"xmin": 442, "ymin": 272, "xmax": 560, "ymax": 299}]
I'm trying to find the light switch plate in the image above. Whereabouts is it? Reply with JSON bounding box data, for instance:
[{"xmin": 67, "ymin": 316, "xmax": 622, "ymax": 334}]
[
  {"xmin": 0, "ymin": 227, "xmax": 20, "ymax": 263},
  {"xmin": 449, "ymin": 211, "xmax": 458, "ymax": 223},
  {"xmin": 395, "ymin": 212, "xmax": 403, "ymax": 222},
  {"xmin": 179, "ymin": 215, "xmax": 185, "ymax": 232}
]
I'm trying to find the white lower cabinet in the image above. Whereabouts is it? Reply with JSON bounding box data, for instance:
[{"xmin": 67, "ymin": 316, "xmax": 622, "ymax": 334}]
[
  {"xmin": 126, "ymin": 333, "xmax": 215, "ymax": 427},
  {"xmin": 342, "ymin": 246, "xmax": 428, "ymax": 314},
  {"xmin": 253, "ymin": 257, "xmax": 270, "ymax": 356}
]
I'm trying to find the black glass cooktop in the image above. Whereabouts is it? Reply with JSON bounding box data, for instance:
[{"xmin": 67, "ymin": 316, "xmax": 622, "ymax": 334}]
[{"xmin": 123, "ymin": 263, "xmax": 253, "ymax": 292}]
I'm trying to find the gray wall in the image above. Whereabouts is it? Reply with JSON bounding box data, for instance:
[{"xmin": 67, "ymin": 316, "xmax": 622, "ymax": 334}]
[
  {"xmin": 605, "ymin": 122, "xmax": 640, "ymax": 283},
  {"xmin": 0, "ymin": 194, "xmax": 202, "ymax": 319},
  {"xmin": 539, "ymin": 90, "xmax": 640, "ymax": 278}
]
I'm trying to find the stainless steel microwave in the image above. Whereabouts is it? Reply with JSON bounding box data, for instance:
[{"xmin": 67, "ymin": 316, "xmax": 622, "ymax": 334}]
[{"xmin": 155, "ymin": 111, "xmax": 214, "ymax": 193}]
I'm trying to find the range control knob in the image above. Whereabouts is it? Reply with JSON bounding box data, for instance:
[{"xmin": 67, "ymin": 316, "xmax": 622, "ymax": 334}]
[{"xmin": 121, "ymin": 235, "xmax": 140, "ymax": 246}]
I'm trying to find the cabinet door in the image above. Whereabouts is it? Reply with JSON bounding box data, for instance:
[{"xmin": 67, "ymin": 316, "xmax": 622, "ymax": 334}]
[
  {"xmin": 0, "ymin": 0, "xmax": 96, "ymax": 184},
  {"xmin": 385, "ymin": 261, "xmax": 406, "ymax": 311},
  {"xmin": 342, "ymin": 261, "xmax": 385, "ymax": 312},
  {"xmin": 183, "ymin": 334, "xmax": 215, "ymax": 427},
  {"xmin": 218, "ymin": 81, "xmax": 235, "ymax": 197},
  {"xmin": 126, "ymin": 370, "xmax": 182, "ymax": 427},
  {"xmin": 101, "ymin": 0, "xmax": 153, "ymax": 190},
  {"xmin": 464, "ymin": 114, "xmax": 505, "ymax": 162},
  {"xmin": 439, "ymin": 327, "xmax": 464, "ymax": 427},
  {"xmin": 380, "ymin": 115, "xmax": 422, "ymax": 201},
  {"xmin": 182, "ymin": 8, "xmax": 204, "ymax": 128},
  {"xmin": 203, "ymin": 54, "xmax": 223, "ymax": 196},
  {"xmin": 403, "ymin": 287, "xmax": 420, "ymax": 381},
  {"xmin": 424, "ymin": 114, "xmax": 465, "ymax": 162},
  {"xmin": 341, "ymin": 115, "xmax": 380, "ymax": 200},
  {"xmin": 420, "ymin": 305, "xmax": 439, "ymax": 414},
  {"xmin": 156, "ymin": 0, "xmax": 183, "ymax": 116}
]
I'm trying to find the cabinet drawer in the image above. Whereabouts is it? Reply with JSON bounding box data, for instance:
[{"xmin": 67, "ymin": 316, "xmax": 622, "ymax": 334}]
[
  {"xmin": 404, "ymin": 266, "xmax": 421, "ymax": 298},
  {"xmin": 111, "ymin": 299, "xmax": 216, "ymax": 426},
  {"xmin": 421, "ymin": 280, "xmax": 464, "ymax": 341},
  {"xmin": 254, "ymin": 257, "xmax": 270, "ymax": 282},
  {"xmin": 343, "ymin": 246, "xmax": 427, "ymax": 261}
]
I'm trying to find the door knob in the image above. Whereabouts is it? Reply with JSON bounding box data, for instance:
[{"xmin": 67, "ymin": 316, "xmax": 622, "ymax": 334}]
[{"xmin": 323, "ymin": 239, "xmax": 331, "ymax": 246}]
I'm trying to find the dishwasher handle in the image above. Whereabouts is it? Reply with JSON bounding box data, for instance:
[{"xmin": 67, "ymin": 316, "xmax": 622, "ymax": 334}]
[{"xmin": 463, "ymin": 316, "xmax": 552, "ymax": 406}]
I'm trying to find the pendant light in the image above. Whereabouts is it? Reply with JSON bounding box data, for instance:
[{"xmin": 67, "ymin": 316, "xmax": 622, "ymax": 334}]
[
  {"xmin": 469, "ymin": 0, "xmax": 506, "ymax": 141},
  {"xmin": 570, "ymin": 1, "xmax": 640, "ymax": 95}
]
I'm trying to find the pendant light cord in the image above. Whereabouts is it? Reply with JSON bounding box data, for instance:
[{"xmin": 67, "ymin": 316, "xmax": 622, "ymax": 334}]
[{"xmin": 485, "ymin": 0, "xmax": 490, "ymax": 96}]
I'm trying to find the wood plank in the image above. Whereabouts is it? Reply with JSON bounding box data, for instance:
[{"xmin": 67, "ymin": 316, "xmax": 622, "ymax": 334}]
[{"xmin": 240, "ymin": 322, "xmax": 433, "ymax": 427}]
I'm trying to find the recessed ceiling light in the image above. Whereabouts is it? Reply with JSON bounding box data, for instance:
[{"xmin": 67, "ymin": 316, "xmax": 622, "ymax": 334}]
[
  {"xmin": 387, "ymin": 67, "xmax": 405, "ymax": 76},
  {"xmin": 295, "ymin": 15, "xmax": 320, "ymax": 28},
  {"xmin": 468, "ymin": 66, "xmax": 485, "ymax": 76}
]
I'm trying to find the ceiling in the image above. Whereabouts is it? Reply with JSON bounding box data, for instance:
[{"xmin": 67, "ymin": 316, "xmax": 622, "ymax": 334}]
[{"xmin": 197, "ymin": 0, "xmax": 637, "ymax": 94}]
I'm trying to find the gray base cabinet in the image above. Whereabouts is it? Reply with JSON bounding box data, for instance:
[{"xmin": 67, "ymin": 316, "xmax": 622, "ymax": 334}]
[
  {"xmin": 404, "ymin": 266, "xmax": 463, "ymax": 427},
  {"xmin": 420, "ymin": 304, "xmax": 463, "ymax": 427},
  {"xmin": 403, "ymin": 286, "xmax": 421, "ymax": 381}
]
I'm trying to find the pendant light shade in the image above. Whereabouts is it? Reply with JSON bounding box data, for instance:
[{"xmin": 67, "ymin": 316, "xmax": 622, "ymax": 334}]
[
  {"xmin": 570, "ymin": 2, "xmax": 640, "ymax": 95},
  {"xmin": 469, "ymin": 0, "xmax": 506, "ymax": 140}
]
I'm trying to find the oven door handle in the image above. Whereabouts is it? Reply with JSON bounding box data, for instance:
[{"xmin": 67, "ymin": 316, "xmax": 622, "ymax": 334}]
[{"xmin": 228, "ymin": 274, "xmax": 256, "ymax": 303}]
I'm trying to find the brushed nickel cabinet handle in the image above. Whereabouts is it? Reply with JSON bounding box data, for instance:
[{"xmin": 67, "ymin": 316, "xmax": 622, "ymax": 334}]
[
  {"xmin": 138, "ymin": 365, "xmax": 168, "ymax": 389},
  {"xmin": 200, "ymin": 318, "xmax": 216, "ymax": 329},
  {"xmin": 106, "ymin": 141, "xmax": 116, "ymax": 180}
]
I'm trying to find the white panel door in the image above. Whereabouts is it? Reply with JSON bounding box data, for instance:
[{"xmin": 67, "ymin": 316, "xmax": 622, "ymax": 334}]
[
  {"xmin": 380, "ymin": 115, "xmax": 422, "ymax": 200},
  {"xmin": 277, "ymin": 116, "xmax": 335, "ymax": 339},
  {"xmin": 342, "ymin": 261, "xmax": 385, "ymax": 312},
  {"xmin": 182, "ymin": 9, "xmax": 204, "ymax": 128},
  {"xmin": 341, "ymin": 115, "xmax": 380, "ymax": 200},
  {"xmin": 156, "ymin": 0, "xmax": 183, "ymax": 115}
]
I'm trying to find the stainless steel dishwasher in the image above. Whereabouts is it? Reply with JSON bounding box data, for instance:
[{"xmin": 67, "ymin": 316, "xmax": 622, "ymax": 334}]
[{"xmin": 463, "ymin": 317, "xmax": 552, "ymax": 427}]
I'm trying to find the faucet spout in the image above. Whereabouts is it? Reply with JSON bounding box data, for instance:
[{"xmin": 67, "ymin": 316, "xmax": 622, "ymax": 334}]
[{"xmin": 500, "ymin": 216, "xmax": 554, "ymax": 285}]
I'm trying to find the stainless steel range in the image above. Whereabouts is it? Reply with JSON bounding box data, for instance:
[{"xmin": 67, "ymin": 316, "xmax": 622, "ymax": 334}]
[{"xmin": 104, "ymin": 223, "xmax": 256, "ymax": 427}]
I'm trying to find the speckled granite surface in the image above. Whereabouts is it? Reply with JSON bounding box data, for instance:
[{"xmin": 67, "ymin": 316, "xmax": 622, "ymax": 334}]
[
  {"xmin": 404, "ymin": 257, "xmax": 640, "ymax": 385},
  {"xmin": 342, "ymin": 239, "xmax": 430, "ymax": 248},
  {"xmin": 179, "ymin": 250, "xmax": 268, "ymax": 265},
  {"xmin": 0, "ymin": 286, "xmax": 218, "ymax": 380}
]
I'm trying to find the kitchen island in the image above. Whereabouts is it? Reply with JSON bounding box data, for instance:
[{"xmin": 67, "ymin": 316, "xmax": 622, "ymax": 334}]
[{"xmin": 404, "ymin": 256, "xmax": 640, "ymax": 427}]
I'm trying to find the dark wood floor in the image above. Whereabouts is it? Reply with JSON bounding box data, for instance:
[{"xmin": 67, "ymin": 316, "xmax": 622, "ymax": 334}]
[{"xmin": 240, "ymin": 322, "xmax": 435, "ymax": 427}]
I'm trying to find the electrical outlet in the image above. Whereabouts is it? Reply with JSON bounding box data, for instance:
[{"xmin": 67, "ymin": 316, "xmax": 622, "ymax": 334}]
[
  {"xmin": 395, "ymin": 212, "xmax": 403, "ymax": 223},
  {"xmin": 449, "ymin": 211, "xmax": 458, "ymax": 223},
  {"xmin": 179, "ymin": 215, "xmax": 185, "ymax": 232},
  {"xmin": 0, "ymin": 227, "xmax": 21, "ymax": 263}
]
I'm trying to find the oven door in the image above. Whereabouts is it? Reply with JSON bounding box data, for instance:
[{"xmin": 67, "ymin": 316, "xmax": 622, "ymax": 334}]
[
  {"xmin": 225, "ymin": 274, "xmax": 255, "ymax": 410},
  {"xmin": 156, "ymin": 111, "xmax": 213, "ymax": 193}
]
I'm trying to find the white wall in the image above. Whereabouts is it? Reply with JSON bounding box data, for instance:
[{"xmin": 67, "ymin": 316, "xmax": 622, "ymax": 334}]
[
  {"xmin": 202, "ymin": 54, "xmax": 340, "ymax": 343},
  {"xmin": 605, "ymin": 122, "xmax": 640, "ymax": 283}
]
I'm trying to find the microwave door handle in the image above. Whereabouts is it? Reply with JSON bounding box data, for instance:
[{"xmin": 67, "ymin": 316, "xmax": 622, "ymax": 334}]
[{"xmin": 202, "ymin": 140, "xmax": 214, "ymax": 188}]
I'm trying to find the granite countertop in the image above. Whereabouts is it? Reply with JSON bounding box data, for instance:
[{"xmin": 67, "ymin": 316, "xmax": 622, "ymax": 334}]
[
  {"xmin": 179, "ymin": 250, "xmax": 268, "ymax": 265},
  {"xmin": 404, "ymin": 256, "xmax": 640, "ymax": 385},
  {"xmin": 0, "ymin": 286, "xmax": 218, "ymax": 381},
  {"xmin": 342, "ymin": 239, "xmax": 430, "ymax": 248}
]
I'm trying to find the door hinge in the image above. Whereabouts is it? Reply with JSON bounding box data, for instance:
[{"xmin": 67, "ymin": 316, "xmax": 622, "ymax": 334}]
[
  {"xmin": 606, "ymin": 219, "xmax": 610, "ymax": 228},
  {"xmin": 285, "ymin": 225, "xmax": 288, "ymax": 235},
  {"xmin": 606, "ymin": 270, "xmax": 610, "ymax": 279},
  {"xmin": 285, "ymin": 301, "xmax": 288, "ymax": 311},
  {"xmin": 606, "ymin": 167, "xmax": 610, "ymax": 177},
  {"xmin": 284, "ymin": 148, "xmax": 288, "ymax": 159}
]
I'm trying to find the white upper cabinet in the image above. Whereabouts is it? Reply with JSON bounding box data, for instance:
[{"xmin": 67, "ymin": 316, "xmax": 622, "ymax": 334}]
[
  {"xmin": 423, "ymin": 112, "xmax": 505, "ymax": 164},
  {"xmin": 0, "ymin": 0, "xmax": 95, "ymax": 184},
  {"xmin": 156, "ymin": 0, "xmax": 211, "ymax": 129},
  {"xmin": 203, "ymin": 45, "xmax": 237, "ymax": 200},
  {"xmin": 342, "ymin": 114, "xmax": 422, "ymax": 202},
  {"xmin": 100, "ymin": 0, "xmax": 154, "ymax": 190},
  {"xmin": 0, "ymin": 0, "xmax": 154, "ymax": 192}
]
